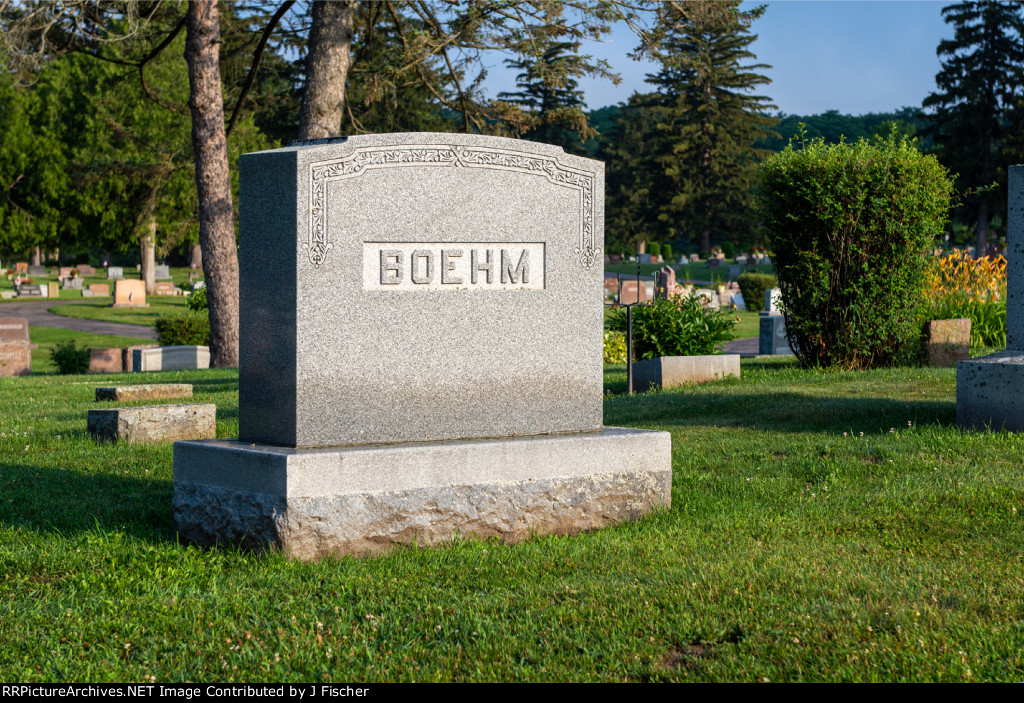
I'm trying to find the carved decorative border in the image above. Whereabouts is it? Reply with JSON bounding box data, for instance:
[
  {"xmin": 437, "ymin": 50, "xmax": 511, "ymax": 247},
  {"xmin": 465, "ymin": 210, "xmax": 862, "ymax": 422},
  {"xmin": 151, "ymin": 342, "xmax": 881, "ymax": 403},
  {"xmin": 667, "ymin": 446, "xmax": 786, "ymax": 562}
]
[{"xmin": 307, "ymin": 145, "xmax": 598, "ymax": 269}]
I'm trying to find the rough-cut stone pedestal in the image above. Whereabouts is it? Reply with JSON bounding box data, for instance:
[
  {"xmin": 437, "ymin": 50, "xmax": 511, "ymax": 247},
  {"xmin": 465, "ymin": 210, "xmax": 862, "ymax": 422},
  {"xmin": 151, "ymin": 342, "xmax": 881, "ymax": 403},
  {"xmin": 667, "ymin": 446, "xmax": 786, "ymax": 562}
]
[
  {"xmin": 173, "ymin": 427, "xmax": 671, "ymax": 559},
  {"xmin": 89, "ymin": 404, "xmax": 217, "ymax": 444}
]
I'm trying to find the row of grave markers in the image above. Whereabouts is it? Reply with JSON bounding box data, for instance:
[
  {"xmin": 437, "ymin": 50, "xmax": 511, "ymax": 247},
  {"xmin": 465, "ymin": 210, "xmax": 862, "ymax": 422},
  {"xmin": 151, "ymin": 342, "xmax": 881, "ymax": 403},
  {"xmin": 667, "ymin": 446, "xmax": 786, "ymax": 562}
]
[
  {"xmin": 3, "ymin": 279, "xmax": 196, "ymax": 301},
  {"xmin": 9, "ymin": 264, "xmax": 172, "ymax": 280},
  {"xmin": 0, "ymin": 316, "xmax": 210, "ymax": 377}
]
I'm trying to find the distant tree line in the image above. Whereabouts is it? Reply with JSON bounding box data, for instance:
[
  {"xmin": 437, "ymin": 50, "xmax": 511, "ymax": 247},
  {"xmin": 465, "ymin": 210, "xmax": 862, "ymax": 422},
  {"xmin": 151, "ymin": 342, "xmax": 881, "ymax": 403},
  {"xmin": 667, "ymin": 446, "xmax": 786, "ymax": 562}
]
[{"xmin": 2, "ymin": 0, "xmax": 1023, "ymax": 362}]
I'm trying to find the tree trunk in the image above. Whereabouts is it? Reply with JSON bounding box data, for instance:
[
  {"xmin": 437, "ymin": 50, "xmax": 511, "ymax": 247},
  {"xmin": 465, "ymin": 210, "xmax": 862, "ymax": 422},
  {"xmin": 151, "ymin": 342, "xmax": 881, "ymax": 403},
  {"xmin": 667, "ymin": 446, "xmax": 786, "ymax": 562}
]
[
  {"xmin": 976, "ymin": 198, "xmax": 990, "ymax": 258},
  {"xmin": 141, "ymin": 217, "xmax": 156, "ymax": 295},
  {"xmin": 637, "ymin": 241, "xmax": 646, "ymax": 255},
  {"xmin": 185, "ymin": 0, "xmax": 239, "ymax": 367},
  {"xmin": 297, "ymin": 0, "xmax": 355, "ymax": 139},
  {"xmin": 189, "ymin": 243, "xmax": 203, "ymax": 270},
  {"xmin": 31, "ymin": 246, "xmax": 41, "ymax": 266}
]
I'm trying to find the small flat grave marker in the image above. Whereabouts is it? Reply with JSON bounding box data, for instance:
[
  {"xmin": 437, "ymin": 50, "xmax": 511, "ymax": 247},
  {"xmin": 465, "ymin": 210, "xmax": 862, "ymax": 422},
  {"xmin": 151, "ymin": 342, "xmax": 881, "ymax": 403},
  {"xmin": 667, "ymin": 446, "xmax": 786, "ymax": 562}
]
[{"xmin": 134, "ymin": 345, "xmax": 209, "ymax": 372}]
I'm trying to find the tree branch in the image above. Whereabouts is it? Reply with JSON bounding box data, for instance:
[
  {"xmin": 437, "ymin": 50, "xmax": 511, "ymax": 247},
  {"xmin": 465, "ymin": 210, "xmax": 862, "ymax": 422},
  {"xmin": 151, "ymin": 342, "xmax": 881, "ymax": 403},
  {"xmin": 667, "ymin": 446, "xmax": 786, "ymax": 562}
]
[{"xmin": 226, "ymin": 0, "xmax": 296, "ymax": 137}]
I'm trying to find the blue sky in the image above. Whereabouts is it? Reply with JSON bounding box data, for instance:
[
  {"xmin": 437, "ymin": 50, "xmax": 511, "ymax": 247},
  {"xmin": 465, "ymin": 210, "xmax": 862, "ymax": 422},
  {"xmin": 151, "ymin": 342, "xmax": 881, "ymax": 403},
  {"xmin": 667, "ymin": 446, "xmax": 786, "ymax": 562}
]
[{"xmin": 480, "ymin": 1, "xmax": 951, "ymax": 116}]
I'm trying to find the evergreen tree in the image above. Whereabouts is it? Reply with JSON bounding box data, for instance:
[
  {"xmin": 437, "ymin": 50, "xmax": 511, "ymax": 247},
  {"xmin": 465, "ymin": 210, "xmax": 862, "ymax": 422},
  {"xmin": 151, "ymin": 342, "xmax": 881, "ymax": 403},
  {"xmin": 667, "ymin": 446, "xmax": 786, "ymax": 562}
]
[
  {"xmin": 639, "ymin": 1, "xmax": 777, "ymax": 253},
  {"xmin": 923, "ymin": 1, "xmax": 1024, "ymax": 256},
  {"xmin": 599, "ymin": 94, "xmax": 668, "ymax": 254},
  {"xmin": 498, "ymin": 41, "xmax": 590, "ymax": 154}
]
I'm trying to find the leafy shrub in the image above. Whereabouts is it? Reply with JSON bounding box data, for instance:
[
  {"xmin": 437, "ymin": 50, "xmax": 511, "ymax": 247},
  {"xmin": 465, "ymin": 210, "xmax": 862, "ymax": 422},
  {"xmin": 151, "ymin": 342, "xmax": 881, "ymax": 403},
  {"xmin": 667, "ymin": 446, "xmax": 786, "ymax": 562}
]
[
  {"xmin": 648, "ymin": 242, "xmax": 661, "ymax": 257},
  {"xmin": 721, "ymin": 241, "xmax": 736, "ymax": 260},
  {"xmin": 186, "ymin": 285, "xmax": 207, "ymax": 312},
  {"xmin": 155, "ymin": 313, "xmax": 210, "ymax": 346},
  {"xmin": 757, "ymin": 132, "xmax": 954, "ymax": 369},
  {"xmin": 50, "ymin": 340, "xmax": 90, "ymax": 375},
  {"xmin": 737, "ymin": 272, "xmax": 778, "ymax": 312},
  {"xmin": 662, "ymin": 244, "xmax": 673, "ymax": 262},
  {"xmin": 607, "ymin": 295, "xmax": 737, "ymax": 360},
  {"xmin": 603, "ymin": 330, "xmax": 627, "ymax": 364},
  {"xmin": 919, "ymin": 251, "xmax": 1006, "ymax": 348}
]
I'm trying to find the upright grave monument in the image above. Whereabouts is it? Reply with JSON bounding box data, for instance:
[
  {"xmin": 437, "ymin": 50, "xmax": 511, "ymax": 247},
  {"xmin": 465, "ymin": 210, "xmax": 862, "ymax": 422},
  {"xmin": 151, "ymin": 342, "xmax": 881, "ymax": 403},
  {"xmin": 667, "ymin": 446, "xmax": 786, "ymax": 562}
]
[
  {"xmin": 173, "ymin": 133, "xmax": 671, "ymax": 558},
  {"xmin": 0, "ymin": 317, "xmax": 31, "ymax": 377},
  {"xmin": 957, "ymin": 165, "xmax": 1024, "ymax": 430}
]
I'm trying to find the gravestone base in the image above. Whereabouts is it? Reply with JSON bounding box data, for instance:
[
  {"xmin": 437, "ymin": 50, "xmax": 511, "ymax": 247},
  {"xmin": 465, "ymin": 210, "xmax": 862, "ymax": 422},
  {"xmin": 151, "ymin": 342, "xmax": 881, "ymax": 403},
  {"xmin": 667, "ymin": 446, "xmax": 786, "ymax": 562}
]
[
  {"xmin": 173, "ymin": 427, "xmax": 671, "ymax": 559},
  {"xmin": 956, "ymin": 352, "xmax": 1024, "ymax": 431}
]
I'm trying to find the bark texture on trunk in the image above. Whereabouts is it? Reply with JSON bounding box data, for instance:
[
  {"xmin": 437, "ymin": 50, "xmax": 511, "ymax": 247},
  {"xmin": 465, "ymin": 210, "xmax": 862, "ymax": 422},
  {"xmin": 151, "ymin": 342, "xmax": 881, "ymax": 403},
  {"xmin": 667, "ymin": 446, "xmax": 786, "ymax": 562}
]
[
  {"xmin": 297, "ymin": 0, "xmax": 355, "ymax": 140},
  {"xmin": 31, "ymin": 246, "xmax": 41, "ymax": 266},
  {"xmin": 141, "ymin": 218, "xmax": 156, "ymax": 295},
  {"xmin": 185, "ymin": 0, "xmax": 239, "ymax": 367}
]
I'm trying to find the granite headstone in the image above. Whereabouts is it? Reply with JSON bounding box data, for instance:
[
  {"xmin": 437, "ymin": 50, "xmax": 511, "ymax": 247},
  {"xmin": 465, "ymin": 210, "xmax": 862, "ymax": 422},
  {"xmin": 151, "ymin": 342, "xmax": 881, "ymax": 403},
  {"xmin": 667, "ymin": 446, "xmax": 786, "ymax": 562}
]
[
  {"xmin": 0, "ymin": 317, "xmax": 31, "ymax": 377},
  {"xmin": 173, "ymin": 132, "xmax": 671, "ymax": 559}
]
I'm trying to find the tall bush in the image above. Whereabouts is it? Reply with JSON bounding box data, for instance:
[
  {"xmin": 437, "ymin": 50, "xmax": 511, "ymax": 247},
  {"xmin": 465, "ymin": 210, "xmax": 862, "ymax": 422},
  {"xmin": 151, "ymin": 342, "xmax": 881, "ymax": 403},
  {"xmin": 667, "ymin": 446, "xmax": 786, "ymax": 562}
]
[
  {"xmin": 757, "ymin": 133, "xmax": 953, "ymax": 369},
  {"xmin": 649, "ymin": 242, "xmax": 661, "ymax": 258}
]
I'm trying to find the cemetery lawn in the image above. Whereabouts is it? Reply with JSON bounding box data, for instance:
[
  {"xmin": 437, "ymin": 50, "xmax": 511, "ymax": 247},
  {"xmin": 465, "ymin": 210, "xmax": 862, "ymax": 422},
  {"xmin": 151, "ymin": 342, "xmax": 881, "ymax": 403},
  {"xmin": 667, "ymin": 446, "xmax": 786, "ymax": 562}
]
[
  {"xmin": 28, "ymin": 327, "xmax": 155, "ymax": 373},
  {"xmin": 48, "ymin": 298, "xmax": 189, "ymax": 327},
  {"xmin": 1, "ymin": 360, "xmax": 1023, "ymax": 682}
]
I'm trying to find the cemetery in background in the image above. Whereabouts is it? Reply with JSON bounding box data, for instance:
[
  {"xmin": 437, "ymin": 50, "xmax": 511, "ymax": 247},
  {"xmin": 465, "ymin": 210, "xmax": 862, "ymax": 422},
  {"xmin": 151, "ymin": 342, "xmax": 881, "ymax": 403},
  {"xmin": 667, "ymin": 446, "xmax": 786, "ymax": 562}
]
[{"xmin": 1, "ymin": 0, "xmax": 1024, "ymax": 685}]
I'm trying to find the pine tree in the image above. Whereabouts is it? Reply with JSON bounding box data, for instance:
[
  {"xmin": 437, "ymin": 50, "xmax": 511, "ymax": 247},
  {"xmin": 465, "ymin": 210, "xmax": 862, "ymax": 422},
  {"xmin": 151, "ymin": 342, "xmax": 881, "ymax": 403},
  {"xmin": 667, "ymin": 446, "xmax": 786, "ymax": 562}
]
[
  {"xmin": 599, "ymin": 94, "xmax": 669, "ymax": 254},
  {"xmin": 498, "ymin": 41, "xmax": 590, "ymax": 154},
  {"xmin": 923, "ymin": 1, "xmax": 1024, "ymax": 256},
  {"xmin": 640, "ymin": 1, "xmax": 777, "ymax": 253}
]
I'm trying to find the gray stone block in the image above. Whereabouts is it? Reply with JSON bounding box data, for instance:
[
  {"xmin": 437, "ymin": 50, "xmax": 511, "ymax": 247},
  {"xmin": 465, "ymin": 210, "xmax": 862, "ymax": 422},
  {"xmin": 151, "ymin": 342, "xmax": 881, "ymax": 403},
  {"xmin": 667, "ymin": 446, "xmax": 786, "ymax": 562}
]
[
  {"xmin": 133, "ymin": 346, "xmax": 210, "ymax": 372},
  {"xmin": 764, "ymin": 287, "xmax": 783, "ymax": 314},
  {"xmin": 89, "ymin": 404, "xmax": 216, "ymax": 444},
  {"xmin": 631, "ymin": 355, "xmax": 740, "ymax": 391},
  {"xmin": 956, "ymin": 165, "xmax": 1024, "ymax": 432},
  {"xmin": 95, "ymin": 384, "xmax": 193, "ymax": 402},
  {"xmin": 173, "ymin": 427, "xmax": 670, "ymax": 558},
  {"xmin": 1008, "ymin": 166, "xmax": 1024, "ymax": 349},
  {"xmin": 238, "ymin": 133, "xmax": 604, "ymax": 448},
  {"xmin": 759, "ymin": 315, "xmax": 794, "ymax": 355},
  {"xmin": 957, "ymin": 352, "xmax": 1024, "ymax": 431}
]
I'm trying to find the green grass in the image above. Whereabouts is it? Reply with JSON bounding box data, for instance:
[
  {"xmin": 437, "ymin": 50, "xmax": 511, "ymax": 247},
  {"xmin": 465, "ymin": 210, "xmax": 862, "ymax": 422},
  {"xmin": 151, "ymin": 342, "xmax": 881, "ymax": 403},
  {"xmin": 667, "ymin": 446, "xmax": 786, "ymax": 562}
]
[
  {"xmin": 47, "ymin": 297, "xmax": 189, "ymax": 327},
  {"xmin": 1, "ymin": 359, "xmax": 1023, "ymax": 681},
  {"xmin": 28, "ymin": 327, "xmax": 155, "ymax": 374}
]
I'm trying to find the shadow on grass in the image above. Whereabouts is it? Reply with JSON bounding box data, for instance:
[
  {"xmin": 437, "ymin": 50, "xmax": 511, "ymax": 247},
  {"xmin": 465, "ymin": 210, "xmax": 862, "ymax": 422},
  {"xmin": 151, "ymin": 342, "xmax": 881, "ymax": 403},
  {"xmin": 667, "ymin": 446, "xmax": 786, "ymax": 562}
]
[
  {"xmin": 0, "ymin": 459, "xmax": 172, "ymax": 543},
  {"xmin": 606, "ymin": 391, "xmax": 956, "ymax": 435}
]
